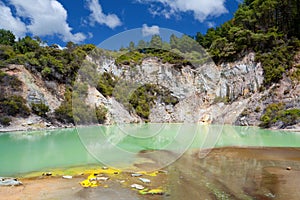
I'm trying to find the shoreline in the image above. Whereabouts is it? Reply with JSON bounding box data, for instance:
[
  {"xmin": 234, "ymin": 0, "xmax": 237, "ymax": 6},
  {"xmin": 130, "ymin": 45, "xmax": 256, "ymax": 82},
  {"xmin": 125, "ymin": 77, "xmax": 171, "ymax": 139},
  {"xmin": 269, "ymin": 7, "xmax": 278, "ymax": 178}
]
[{"xmin": 1, "ymin": 122, "xmax": 300, "ymax": 134}]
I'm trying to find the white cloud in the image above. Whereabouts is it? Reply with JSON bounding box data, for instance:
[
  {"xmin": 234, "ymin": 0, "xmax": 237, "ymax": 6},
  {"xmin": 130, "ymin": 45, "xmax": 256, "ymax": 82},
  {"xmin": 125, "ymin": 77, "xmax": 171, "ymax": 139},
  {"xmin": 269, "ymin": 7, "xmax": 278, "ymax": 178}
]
[
  {"xmin": 207, "ymin": 21, "xmax": 216, "ymax": 28},
  {"xmin": 142, "ymin": 24, "xmax": 160, "ymax": 37},
  {"xmin": 86, "ymin": 0, "xmax": 122, "ymax": 29},
  {"xmin": 137, "ymin": 0, "xmax": 228, "ymax": 22},
  {"xmin": 0, "ymin": 0, "xmax": 86, "ymax": 43},
  {"xmin": 0, "ymin": 2, "xmax": 26, "ymax": 38}
]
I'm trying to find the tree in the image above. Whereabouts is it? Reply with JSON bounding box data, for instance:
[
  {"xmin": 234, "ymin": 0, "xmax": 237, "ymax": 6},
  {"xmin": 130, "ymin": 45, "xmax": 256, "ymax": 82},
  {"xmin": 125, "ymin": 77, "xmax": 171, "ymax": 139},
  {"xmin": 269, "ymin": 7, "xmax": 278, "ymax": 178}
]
[
  {"xmin": 149, "ymin": 35, "xmax": 162, "ymax": 49},
  {"xmin": 66, "ymin": 41, "xmax": 77, "ymax": 50},
  {"xmin": 14, "ymin": 36, "xmax": 40, "ymax": 54},
  {"xmin": 162, "ymin": 42, "xmax": 171, "ymax": 50},
  {"xmin": 195, "ymin": 32, "xmax": 205, "ymax": 46},
  {"xmin": 0, "ymin": 29, "xmax": 15, "ymax": 46},
  {"xmin": 0, "ymin": 45, "xmax": 15, "ymax": 61},
  {"xmin": 137, "ymin": 40, "xmax": 147, "ymax": 49},
  {"xmin": 31, "ymin": 103, "xmax": 50, "ymax": 117},
  {"xmin": 129, "ymin": 41, "xmax": 135, "ymax": 51},
  {"xmin": 178, "ymin": 35, "xmax": 197, "ymax": 53},
  {"xmin": 170, "ymin": 34, "xmax": 180, "ymax": 49}
]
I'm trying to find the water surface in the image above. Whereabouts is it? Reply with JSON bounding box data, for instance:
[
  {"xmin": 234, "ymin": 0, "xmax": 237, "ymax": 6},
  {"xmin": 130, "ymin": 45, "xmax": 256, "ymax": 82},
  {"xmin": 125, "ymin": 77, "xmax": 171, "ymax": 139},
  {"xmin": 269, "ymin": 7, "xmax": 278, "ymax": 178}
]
[{"xmin": 0, "ymin": 124, "xmax": 299, "ymax": 176}]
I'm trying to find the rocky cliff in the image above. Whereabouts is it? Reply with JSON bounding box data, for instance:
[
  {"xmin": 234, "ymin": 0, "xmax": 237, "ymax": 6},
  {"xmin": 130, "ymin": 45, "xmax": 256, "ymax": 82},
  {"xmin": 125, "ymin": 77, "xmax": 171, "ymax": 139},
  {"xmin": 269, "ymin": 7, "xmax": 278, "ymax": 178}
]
[
  {"xmin": 84, "ymin": 51, "xmax": 299, "ymax": 129},
  {"xmin": 1, "ymin": 51, "xmax": 299, "ymax": 131}
]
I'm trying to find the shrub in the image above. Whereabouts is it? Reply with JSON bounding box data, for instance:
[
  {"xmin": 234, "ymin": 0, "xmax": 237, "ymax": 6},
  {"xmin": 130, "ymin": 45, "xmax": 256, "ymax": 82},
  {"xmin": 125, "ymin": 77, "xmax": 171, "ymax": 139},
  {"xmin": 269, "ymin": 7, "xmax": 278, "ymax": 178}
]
[
  {"xmin": 0, "ymin": 71, "xmax": 22, "ymax": 91},
  {"xmin": 31, "ymin": 103, "xmax": 50, "ymax": 117},
  {"xmin": 55, "ymin": 88, "xmax": 74, "ymax": 124},
  {"xmin": 129, "ymin": 84, "xmax": 178, "ymax": 119},
  {"xmin": 41, "ymin": 67, "xmax": 52, "ymax": 78},
  {"xmin": 254, "ymin": 106, "xmax": 261, "ymax": 113},
  {"xmin": 213, "ymin": 96, "xmax": 230, "ymax": 104},
  {"xmin": 95, "ymin": 105, "xmax": 108, "ymax": 124},
  {"xmin": 0, "ymin": 95, "xmax": 30, "ymax": 117},
  {"xmin": 259, "ymin": 102, "xmax": 300, "ymax": 128},
  {"xmin": 280, "ymin": 109, "xmax": 300, "ymax": 127},
  {"xmin": 96, "ymin": 72, "xmax": 118, "ymax": 97},
  {"xmin": 0, "ymin": 116, "xmax": 11, "ymax": 126}
]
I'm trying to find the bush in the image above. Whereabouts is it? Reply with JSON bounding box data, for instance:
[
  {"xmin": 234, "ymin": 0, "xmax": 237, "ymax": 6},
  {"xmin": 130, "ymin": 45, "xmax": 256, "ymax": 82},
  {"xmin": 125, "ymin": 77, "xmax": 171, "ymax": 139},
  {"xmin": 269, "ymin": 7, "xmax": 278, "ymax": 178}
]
[
  {"xmin": 129, "ymin": 84, "xmax": 178, "ymax": 119},
  {"xmin": 96, "ymin": 72, "xmax": 118, "ymax": 97},
  {"xmin": 95, "ymin": 105, "xmax": 108, "ymax": 124},
  {"xmin": 280, "ymin": 109, "xmax": 300, "ymax": 127},
  {"xmin": 255, "ymin": 106, "xmax": 261, "ymax": 113},
  {"xmin": 0, "ymin": 95, "xmax": 30, "ymax": 117},
  {"xmin": 259, "ymin": 102, "xmax": 300, "ymax": 128},
  {"xmin": 213, "ymin": 96, "xmax": 230, "ymax": 104},
  {"xmin": 55, "ymin": 88, "xmax": 74, "ymax": 124},
  {"xmin": 115, "ymin": 49, "xmax": 191, "ymax": 68},
  {"xmin": 0, "ymin": 71, "xmax": 22, "ymax": 91},
  {"xmin": 31, "ymin": 103, "xmax": 49, "ymax": 117},
  {"xmin": 41, "ymin": 67, "xmax": 52, "ymax": 78},
  {"xmin": 0, "ymin": 116, "xmax": 11, "ymax": 126}
]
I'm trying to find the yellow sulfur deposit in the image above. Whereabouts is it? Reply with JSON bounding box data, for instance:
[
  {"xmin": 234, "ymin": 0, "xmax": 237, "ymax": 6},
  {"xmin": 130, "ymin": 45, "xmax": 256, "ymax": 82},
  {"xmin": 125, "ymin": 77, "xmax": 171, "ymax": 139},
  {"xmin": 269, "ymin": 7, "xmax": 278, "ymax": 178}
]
[
  {"xmin": 139, "ymin": 188, "xmax": 164, "ymax": 195},
  {"xmin": 80, "ymin": 174, "xmax": 99, "ymax": 188},
  {"xmin": 80, "ymin": 168, "xmax": 121, "ymax": 188},
  {"xmin": 136, "ymin": 171, "xmax": 159, "ymax": 177}
]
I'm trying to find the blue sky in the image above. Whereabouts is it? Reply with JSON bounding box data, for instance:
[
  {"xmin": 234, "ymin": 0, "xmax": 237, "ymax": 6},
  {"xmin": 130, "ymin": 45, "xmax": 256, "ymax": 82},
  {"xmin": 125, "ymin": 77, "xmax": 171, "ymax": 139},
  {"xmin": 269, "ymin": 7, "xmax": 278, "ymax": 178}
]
[{"xmin": 0, "ymin": 0, "xmax": 240, "ymax": 48}]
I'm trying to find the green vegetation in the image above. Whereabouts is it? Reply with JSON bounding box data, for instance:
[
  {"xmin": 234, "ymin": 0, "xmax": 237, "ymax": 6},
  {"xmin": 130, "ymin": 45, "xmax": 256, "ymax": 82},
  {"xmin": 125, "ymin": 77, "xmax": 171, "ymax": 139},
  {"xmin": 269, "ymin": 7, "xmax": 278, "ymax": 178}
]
[
  {"xmin": 121, "ymin": 0, "xmax": 300, "ymax": 87},
  {"xmin": 260, "ymin": 103, "xmax": 300, "ymax": 128},
  {"xmin": 0, "ymin": 29, "xmax": 98, "ymax": 125},
  {"xmin": 0, "ymin": 29, "xmax": 95, "ymax": 85},
  {"xmin": 54, "ymin": 87, "xmax": 74, "ymax": 124},
  {"xmin": 115, "ymin": 51, "xmax": 144, "ymax": 66},
  {"xmin": 55, "ymin": 83, "xmax": 108, "ymax": 125},
  {"xmin": 0, "ymin": 116, "xmax": 11, "ymax": 126},
  {"xmin": 0, "ymin": 29, "xmax": 15, "ymax": 46},
  {"xmin": 0, "ymin": 95, "xmax": 30, "ymax": 117},
  {"xmin": 0, "ymin": 71, "xmax": 22, "ymax": 91},
  {"xmin": 290, "ymin": 65, "xmax": 300, "ymax": 82},
  {"xmin": 129, "ymin": 84, "xmax": 178, "ymax": 119},
  {"xmin": 115, "ymin": 48, "xmax": 191, "ymax": 68},
  {"xmin": 213, "ymin": 96, "xmax": 230, "ymax": 104},
  {"xmin": 95, "ymin": 105, "xmax": 108, "ymax": 124},
  {"xmin": 0, "ymin": 71, "xmax": 28, "ymax": 126},
  {"xmin": 96, "ymin": 72, "xmax": 118, "ymax": 97},
  {"xmin": 31, "ymin": 103, "xmax": 50, "ymax": 117}
]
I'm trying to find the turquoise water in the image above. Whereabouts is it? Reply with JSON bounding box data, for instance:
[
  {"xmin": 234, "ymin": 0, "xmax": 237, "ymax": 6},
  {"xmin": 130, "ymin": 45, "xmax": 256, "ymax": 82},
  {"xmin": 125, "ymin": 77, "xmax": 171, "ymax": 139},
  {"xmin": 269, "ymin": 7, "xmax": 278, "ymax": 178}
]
[{"xmin": 0, "ymin": 124, "xmax": 299, "ymax": 176}]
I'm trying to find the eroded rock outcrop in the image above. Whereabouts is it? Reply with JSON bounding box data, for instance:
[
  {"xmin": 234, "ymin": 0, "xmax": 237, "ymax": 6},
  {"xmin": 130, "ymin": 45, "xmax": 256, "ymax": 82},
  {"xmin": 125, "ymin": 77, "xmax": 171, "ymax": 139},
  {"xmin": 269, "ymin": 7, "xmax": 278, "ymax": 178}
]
[{"xmin": 86, "ymin": 52, "xmax": 265, "ymax": 125}]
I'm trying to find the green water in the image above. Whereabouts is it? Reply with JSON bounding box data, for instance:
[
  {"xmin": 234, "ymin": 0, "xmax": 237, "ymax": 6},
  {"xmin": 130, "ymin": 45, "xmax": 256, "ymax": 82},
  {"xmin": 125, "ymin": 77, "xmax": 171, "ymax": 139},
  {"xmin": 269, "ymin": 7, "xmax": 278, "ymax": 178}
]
[{"xmin": 0, "ymin": 124, "xmax": 299, "ymax": 176}]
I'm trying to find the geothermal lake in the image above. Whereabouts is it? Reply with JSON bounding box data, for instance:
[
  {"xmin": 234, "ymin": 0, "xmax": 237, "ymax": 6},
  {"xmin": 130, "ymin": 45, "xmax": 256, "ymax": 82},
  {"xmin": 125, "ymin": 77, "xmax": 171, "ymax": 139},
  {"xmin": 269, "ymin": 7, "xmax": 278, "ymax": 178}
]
[{"xmin": 0, "ymin": 124, "xmax": 299, "ymax": 177}]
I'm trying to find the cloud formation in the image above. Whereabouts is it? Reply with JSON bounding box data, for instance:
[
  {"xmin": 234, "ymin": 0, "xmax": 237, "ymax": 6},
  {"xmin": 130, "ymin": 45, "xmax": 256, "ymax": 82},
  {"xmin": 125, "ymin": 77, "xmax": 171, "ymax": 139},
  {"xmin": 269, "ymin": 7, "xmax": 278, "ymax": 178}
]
[
  {"xmin": 0, "ymin": 2, "xmax": 26, "ymax": 38},
  {"xmin": 142, "ymin": 24, "xmax": 160, "ymax": 37},
  {"xmin": 0, "ymin": 0, "xmax": 86, "ymax": 43},
  {"xmin": 86, "ymin": 0, "xmax": 122, "ymax": 29},
  {"xmin": 137, "ymin": 0, "xmax": 228, "ymax": 22}
]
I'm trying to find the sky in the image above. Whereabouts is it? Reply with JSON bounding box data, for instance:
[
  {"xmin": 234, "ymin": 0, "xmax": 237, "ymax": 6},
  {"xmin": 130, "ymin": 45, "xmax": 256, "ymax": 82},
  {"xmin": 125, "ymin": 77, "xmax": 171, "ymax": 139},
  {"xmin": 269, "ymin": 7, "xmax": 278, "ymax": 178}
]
[{"xmin": 0, "ymin": 0, "xmax": 240, "ymax": 49}]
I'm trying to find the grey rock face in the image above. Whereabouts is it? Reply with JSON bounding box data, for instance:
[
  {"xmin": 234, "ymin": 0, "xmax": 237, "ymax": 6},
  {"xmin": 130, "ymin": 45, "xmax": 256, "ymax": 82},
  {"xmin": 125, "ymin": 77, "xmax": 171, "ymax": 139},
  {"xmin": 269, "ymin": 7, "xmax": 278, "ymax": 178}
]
[{"xmin": 86, "ymin": 52, "xmax": 264, "ymax": 125}]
